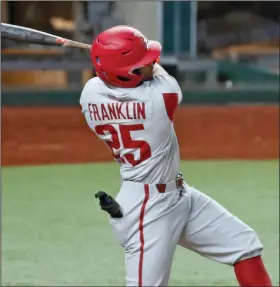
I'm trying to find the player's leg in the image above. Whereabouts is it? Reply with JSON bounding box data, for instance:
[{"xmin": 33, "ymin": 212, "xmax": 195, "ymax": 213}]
[
  {"xmin": 178, "ymin": 185, "xmax": 272, "ymax": 286},
  {"xmin": 123, "ymin": 214, "xmax": 177, "ymax": 286},
  {"xmin": 110, "ymin": 181, "xmax": 190, "ymax": 286}
]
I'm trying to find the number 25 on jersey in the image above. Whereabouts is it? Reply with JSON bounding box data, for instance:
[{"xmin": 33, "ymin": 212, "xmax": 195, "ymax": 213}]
[{"xmin": 95, "ymin": 124, "xmax": 151, "ymax": 166}]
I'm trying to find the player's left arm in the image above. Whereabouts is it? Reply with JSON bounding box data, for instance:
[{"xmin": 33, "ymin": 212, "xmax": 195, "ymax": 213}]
[
  {"xmin": 173, "ymin": 77, "xmax": 183, "ymax": 105},
  {"xmin": 153, "ymin": 63, "xmax": 183, "ymax": 105},
  {"xmin": 153, "ymin": 63, "xmax": 168, "ymax": 76}
]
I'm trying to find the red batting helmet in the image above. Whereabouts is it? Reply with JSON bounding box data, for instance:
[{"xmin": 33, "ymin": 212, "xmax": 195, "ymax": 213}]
[{"xmin": 91, "ymin": 25, "xmax": 161, "ymax": 88}]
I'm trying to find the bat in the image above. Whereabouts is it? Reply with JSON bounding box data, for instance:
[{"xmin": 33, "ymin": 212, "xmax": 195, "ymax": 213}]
[{"xmin": 1, "ymin": 22, "xmax": 92, "ymax": 50}]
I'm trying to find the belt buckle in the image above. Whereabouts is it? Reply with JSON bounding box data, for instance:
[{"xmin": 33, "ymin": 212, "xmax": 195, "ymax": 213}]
[{"xmin": 176, "ymin": 172, "xmax": 184, "ymax": 190}]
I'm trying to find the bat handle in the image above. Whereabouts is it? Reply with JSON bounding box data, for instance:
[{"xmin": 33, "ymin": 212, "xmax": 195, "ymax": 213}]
[
  {"xmin": 63, "ymin": 42, "xmax": 92, "ymax": 50},
  {"xmin": 57, "ymin": 38, "xmax": 91, "ymax": 50}
]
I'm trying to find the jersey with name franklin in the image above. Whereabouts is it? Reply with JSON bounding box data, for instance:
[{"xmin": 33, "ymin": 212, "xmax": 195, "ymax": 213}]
[{"xmin": 80, "ymin": 73, "xmax": 182, "ymax": 184}]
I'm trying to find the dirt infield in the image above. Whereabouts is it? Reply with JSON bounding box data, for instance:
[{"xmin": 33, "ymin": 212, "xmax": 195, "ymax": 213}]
[{"xmin": 2, "ymin": 106, "xmax": 279, "ymax": 166}]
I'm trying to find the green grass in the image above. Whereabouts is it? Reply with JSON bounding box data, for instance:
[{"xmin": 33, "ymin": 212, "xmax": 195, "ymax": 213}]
[{"xmin": 2, "ymin": 161, "xmax": 279, "ymax": 286}]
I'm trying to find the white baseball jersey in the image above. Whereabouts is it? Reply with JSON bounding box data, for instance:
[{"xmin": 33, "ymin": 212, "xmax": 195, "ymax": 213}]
[{"xmin": 79, "ymin": 67, "xmax": 182, "ymax": 184}]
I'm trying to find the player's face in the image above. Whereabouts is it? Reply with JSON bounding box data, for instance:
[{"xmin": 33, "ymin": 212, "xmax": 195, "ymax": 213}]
[{"xmin": 139, "ymin": 63, "xmax": 154, "ymax": 80}]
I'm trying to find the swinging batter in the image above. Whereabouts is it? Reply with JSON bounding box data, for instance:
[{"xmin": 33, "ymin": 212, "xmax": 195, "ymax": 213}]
[{"xmin": 80, "ymin": 26, "xmax": 272, "ymax": 286}]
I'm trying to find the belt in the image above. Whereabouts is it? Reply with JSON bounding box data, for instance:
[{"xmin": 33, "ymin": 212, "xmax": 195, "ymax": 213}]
[{"xmin": 156, "ymin": 173, "xmax": 184, "ymax": 193}]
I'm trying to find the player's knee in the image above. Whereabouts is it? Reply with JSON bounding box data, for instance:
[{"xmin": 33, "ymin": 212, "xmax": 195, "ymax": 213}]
[{"xmin": 234, "ymin": 228, "xmax": 263, "ymax": 264}]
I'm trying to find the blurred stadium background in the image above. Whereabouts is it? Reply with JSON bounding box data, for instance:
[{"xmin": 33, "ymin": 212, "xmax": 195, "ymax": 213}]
[
  {"xmin": 2, "ymin": 1, "xmax": 280, "ymax": 98},
  {"xmin": 1, "ymin": 1, "xmax": 279, "ymax": 286}
]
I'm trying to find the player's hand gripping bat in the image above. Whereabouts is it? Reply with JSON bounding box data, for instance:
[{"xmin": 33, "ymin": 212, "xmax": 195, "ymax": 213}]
[
  {"xmin": 95, "ymin": 191, "xmax": 123, "ymax": 218},
  {"xmin": 1, "ymin": 22, "xmax": 92, "ymax": 50}
]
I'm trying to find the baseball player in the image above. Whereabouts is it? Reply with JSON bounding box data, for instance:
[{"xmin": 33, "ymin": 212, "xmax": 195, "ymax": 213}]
[{"xmin": 80, "ymin": 26, "xmax": 272, "ymax": 286}]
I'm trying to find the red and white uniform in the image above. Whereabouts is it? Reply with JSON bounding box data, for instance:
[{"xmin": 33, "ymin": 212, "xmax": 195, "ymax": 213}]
[{"xmin": 80, "ymin": 69, "xmax": 262, "ymax": 287}]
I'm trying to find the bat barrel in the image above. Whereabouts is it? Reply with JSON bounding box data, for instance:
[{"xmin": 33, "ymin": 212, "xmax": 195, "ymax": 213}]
[
  {"xmin": 1, "ymin": 23, "xmax": 62, "ymax": 46},
  {"xmin": 1, "ymin": 22, "xmax": 91, "ymax": 49}
]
